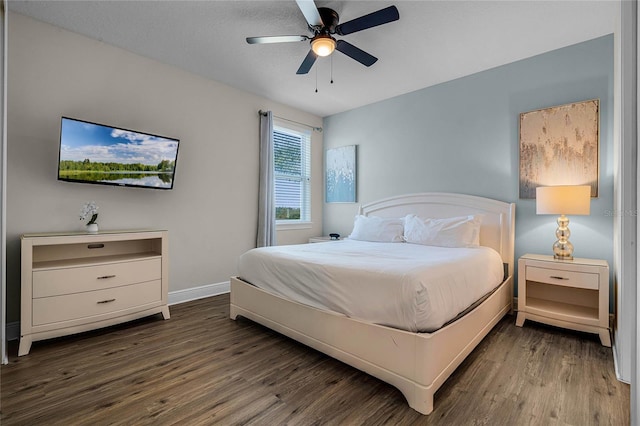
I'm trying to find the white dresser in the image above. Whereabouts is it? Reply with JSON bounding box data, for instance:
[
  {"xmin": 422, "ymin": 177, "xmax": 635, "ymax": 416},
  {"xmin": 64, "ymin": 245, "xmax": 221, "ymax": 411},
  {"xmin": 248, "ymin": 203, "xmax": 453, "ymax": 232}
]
[{"xmin": 19, "ymin": 230, "xmax": 170, "ymax": 356}]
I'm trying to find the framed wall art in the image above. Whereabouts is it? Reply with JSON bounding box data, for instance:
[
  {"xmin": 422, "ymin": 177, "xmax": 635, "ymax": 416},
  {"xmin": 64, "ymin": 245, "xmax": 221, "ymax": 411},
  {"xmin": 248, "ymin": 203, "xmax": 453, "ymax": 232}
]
[
  {"xmin": 326, "ymin": 145, "xmax": 356, "ymax": 203},
  {"xmin": 519, "ymin": 99, "xmax": 599, "ymax": 199}
]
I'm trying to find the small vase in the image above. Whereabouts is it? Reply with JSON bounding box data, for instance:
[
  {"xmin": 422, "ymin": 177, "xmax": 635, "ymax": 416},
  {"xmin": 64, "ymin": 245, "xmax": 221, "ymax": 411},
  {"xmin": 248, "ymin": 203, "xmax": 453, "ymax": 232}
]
[{"xmin": 87, "ymin": 223, "xmax": 99, "ymax": 233}]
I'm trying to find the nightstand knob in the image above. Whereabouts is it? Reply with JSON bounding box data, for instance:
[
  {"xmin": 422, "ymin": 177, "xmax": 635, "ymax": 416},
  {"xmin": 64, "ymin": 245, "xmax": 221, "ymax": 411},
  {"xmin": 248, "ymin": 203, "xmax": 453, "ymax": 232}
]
[{"xmin": 549, "ymin": 275, "xmax": 569, "ymax": 280}]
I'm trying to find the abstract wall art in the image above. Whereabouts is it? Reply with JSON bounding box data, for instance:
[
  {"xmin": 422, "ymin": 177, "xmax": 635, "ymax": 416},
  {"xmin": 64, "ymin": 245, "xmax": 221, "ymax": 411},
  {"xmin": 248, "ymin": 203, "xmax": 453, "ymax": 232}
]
[
  {"xmin": 326, "ymin": 145, "xmax": 357, "ymax": 203},
  {"xmin": 519, "ymin": 99, "xmax": 599, "ymax": 199}
]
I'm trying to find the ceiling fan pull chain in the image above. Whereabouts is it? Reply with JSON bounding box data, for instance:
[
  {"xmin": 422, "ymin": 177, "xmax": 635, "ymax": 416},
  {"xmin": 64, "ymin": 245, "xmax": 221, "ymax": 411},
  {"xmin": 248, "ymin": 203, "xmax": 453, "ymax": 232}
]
[
  {"xmin": 315, "ymin": 64, "xmax": 318, "ymax": 93},
  {"xmin": 331, "ymin": 55, "xmax": 334, "ymax": 84}
]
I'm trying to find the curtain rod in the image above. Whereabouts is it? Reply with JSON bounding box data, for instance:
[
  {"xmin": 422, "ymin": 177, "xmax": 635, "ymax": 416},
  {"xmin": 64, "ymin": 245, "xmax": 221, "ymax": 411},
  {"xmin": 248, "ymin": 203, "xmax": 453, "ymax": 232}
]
[{"xmin": 258, "ymin": 110, "xmax": 323, "ymax": 133}]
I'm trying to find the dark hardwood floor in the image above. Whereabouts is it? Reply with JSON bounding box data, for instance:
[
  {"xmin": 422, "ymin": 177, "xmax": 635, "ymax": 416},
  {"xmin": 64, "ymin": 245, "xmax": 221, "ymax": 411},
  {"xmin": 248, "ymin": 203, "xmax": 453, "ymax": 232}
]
[{"xmin": 1, "ymin": 294, "xmax": 629, "ymax": 425}]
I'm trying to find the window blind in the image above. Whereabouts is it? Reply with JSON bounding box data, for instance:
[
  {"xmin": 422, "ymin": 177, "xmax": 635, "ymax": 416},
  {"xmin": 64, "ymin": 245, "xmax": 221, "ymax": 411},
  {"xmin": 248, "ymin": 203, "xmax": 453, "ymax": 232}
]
[{"xmin": 274, "ymin": 126, "xmax": 311, "ymax": 222}]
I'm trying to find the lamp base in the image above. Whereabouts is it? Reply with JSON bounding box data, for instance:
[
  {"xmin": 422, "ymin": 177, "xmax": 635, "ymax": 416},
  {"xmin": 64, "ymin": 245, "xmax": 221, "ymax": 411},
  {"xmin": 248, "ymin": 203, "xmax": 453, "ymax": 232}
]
[
  {"xmin": 553, "ymin": 253, "xmax": 574, "ymax": 261},
  {"xmin": 552, "ymin": 214, "xmax": 574, "ymax": 261}
]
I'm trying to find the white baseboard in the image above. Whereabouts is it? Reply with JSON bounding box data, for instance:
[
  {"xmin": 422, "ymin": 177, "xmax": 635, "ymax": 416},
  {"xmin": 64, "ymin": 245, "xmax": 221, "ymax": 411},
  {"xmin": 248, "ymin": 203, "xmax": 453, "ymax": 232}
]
[
  {"xmin": 609, "ymin": 314, "xmax": 629, "ymax": 384},
  {"xmin": 168, "ymin": 280, "xmax": 230, "ymax": 305},
  {"xmin": 5, "ymin": 281, "xmax": 231, "ymax": 341}
]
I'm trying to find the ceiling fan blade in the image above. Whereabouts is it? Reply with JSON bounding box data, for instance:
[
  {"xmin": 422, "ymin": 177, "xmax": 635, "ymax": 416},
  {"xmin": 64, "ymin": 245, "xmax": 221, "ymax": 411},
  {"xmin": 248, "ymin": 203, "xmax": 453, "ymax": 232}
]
[
  {"xmin": 335, "ymin": 5, "xmax": 399, "ymax": 35},
  {"xmin": 246, "ymin": 35, "xmax": 309, "ymax": 44},
  {"xmin": 296, "ymin": 50, "xmax": 318, "ymax": 74},
  {"xmin": 295, "ymin": 0, "xmax": 323, "ymax": 28},
  {"xmin": 335, "ymin": 40, "xmax": 377, "ymax": 67}
]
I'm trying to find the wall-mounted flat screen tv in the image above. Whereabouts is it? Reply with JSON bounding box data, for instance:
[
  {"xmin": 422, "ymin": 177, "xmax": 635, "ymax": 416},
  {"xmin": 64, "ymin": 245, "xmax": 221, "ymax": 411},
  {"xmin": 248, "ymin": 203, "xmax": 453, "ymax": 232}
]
[{"xmin": 58, "ymin": 117, "xmax": 180, "ymax": 190}]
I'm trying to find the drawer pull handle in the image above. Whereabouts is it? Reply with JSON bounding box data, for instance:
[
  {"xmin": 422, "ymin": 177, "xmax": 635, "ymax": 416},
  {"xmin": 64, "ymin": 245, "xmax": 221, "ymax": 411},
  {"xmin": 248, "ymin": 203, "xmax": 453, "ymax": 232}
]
[
  {"xmin": 550, "ymin": 275, "xmax": 569, "ymax": 280},
  {"xmin": 97, "ymin": 298, "xmax": 116, "ymax": 304},
  {"xmin": 97, "ymin": 275, "xmax": 116, "ymax": 280},
  {"xmin": 88, "ymin": 244, "xmax": 105, "ymax": 249}
]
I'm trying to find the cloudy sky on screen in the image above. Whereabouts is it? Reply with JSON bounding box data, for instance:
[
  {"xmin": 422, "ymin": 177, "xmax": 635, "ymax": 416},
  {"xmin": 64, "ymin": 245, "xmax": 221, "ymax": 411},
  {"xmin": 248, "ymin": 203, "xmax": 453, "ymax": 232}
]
[{"xmin": 59, "ymin": 118, "xmax": 178, "ymax": 166}]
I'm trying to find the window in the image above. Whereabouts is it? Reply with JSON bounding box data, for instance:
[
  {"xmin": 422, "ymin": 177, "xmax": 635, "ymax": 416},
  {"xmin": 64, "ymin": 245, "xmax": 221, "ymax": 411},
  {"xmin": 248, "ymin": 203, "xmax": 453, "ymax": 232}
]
[{"xmin": 273, "ymin": 124, "xmax": 311, "ymax": 224}]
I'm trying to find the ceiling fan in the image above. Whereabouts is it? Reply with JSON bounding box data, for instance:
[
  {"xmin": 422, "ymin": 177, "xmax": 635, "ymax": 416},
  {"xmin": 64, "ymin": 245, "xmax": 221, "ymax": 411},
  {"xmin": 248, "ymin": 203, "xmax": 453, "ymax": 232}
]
[{"xmin": 246, "ymin": 0, "xmax": 399, "ymax": 75}]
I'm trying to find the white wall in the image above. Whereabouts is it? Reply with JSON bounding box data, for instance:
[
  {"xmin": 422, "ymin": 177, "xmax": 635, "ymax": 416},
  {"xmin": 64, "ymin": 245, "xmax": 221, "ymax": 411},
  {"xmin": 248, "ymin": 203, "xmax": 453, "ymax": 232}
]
[
  {"xmin": 613, "ymin": 0, "xmax": 637, "ymax": 386},
  {"xmin": 6, "ymin": 13, "xmax": 323, "ymax": 323}
]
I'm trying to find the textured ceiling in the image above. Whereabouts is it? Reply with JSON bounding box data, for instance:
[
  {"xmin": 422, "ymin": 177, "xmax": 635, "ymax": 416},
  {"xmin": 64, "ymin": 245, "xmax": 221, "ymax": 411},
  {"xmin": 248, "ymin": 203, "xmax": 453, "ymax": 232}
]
[{"xmin": 8, "ymin": 1, "xmax": 617, "ymax": 117}]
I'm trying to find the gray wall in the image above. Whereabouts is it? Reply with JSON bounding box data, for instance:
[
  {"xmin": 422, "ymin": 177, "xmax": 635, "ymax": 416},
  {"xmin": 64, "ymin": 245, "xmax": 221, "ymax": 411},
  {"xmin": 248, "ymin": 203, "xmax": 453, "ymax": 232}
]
[
  {"xmin": 323, "ymin": 35, "xmax": 614, "ymax": 304},
  {"xmin": 6, "ymin": 13, "xmax": 323, "ymax": 323}
]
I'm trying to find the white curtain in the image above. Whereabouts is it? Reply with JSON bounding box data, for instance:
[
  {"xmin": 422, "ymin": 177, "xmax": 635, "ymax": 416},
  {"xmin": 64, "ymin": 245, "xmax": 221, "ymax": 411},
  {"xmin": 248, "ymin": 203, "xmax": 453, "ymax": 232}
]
[{"xmin": 257, "ymin": 111, "xmax": 276, "ymax": 247}]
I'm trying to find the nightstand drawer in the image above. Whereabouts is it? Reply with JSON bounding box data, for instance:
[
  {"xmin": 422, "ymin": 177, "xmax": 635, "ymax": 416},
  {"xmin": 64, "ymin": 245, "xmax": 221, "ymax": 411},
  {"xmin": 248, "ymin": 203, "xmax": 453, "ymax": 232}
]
[{"xmin": 526, "ymin": 266, "xmax": 598, "ymax": 290}]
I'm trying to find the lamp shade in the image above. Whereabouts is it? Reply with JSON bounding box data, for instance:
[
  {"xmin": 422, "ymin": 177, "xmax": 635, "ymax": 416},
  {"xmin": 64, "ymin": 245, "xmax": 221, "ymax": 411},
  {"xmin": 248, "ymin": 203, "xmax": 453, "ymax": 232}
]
[{"xmin": 536, "ymin": 185, "xmax": 591, "ymax": 215}]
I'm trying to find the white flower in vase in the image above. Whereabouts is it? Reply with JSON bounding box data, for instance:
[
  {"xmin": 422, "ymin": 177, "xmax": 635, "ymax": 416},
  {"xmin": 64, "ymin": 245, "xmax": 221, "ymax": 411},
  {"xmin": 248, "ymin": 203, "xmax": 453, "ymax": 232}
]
[{"xmin": 80, "ymin": 201, "xmax": 99, "ymax": 232}]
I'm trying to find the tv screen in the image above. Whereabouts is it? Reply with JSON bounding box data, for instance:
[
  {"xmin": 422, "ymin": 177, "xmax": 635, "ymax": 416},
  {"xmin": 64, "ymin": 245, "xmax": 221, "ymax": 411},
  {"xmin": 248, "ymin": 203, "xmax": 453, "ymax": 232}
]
[{"xmin": 58, "ymin": 117, "xmax": 179, "ymax": 190}]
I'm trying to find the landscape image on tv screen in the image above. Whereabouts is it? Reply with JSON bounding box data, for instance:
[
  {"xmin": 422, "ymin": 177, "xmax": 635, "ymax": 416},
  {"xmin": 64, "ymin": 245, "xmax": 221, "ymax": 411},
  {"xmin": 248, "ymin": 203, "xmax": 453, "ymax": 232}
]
[{"xmin": 58, "ymin": 117, "xmax": 179, "ymax": 189}]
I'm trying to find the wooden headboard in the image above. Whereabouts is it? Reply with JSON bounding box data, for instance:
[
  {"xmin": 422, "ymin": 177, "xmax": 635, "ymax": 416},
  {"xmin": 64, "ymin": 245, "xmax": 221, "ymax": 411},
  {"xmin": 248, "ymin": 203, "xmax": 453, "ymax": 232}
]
[{"xmin": 359, "ymin": 192, "xmax": 516, "ymax": 277}]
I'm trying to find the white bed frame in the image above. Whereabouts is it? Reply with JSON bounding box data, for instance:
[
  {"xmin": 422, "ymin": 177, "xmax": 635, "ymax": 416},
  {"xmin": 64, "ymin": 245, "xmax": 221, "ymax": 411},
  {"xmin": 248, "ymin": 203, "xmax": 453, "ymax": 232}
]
[{"xmin": 230, "ymin": 192, "xmax": 515, "ymax": 415}]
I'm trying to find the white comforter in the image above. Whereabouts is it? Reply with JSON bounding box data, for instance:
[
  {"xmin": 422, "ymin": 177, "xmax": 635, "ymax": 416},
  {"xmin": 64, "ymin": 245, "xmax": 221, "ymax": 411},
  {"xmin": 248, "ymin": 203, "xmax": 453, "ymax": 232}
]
[{"xmin": 237, "ymin": 239, "xmax": 504, "ymax": 332}]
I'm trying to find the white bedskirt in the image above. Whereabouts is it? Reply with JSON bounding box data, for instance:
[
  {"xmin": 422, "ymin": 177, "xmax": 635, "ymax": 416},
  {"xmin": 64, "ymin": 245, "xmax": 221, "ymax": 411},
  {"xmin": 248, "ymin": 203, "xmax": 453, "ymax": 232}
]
[{"xmin": 237, "ymin": 240, "xmax": 503, "ymax": 332}]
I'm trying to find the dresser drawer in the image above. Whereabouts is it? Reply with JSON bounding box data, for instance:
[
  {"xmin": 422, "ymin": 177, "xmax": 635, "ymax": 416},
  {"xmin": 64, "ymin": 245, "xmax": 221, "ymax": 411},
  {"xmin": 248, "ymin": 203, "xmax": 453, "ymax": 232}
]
[
  {"xmin": 526, "ymin": 265, "xmax": 599, "ymax": 290},
  {"xmin": 33, "ymin": 258, "xmax": 161, "ymax": 298},
  {"xmin": 32, "ymin": 280, "xmax": 162, "ymax": 326}
]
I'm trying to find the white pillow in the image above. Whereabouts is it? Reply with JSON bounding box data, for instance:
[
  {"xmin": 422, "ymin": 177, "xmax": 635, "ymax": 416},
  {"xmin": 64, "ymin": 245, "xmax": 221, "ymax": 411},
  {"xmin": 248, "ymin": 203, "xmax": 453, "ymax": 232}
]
[
  {"xmin": 403, "ymin": 214, "xmax": 483, "ymax": 248},
  {"xmin": 348, "ymin": 215, "xmax": 404, "ymax": 243}
]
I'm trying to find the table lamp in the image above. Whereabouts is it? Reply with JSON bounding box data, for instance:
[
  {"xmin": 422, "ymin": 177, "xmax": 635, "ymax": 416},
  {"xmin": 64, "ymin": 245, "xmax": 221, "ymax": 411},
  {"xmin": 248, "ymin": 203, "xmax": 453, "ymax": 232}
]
[{"xmin": 536, "ymin": 185, "xmax": 591, "ymax": 260}]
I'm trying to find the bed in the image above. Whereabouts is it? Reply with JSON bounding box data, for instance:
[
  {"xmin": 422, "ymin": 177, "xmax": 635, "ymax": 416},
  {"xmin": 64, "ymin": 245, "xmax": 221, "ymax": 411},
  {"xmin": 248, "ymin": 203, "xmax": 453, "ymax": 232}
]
[{"xmin": 230, "ymin": 192, "xmax": 515, "ymax": 415}]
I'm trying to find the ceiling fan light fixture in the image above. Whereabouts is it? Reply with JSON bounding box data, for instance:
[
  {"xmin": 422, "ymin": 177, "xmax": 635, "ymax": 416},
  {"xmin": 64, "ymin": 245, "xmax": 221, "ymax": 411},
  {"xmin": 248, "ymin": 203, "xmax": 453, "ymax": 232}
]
[{"xmin": 311, "ymin": 36, "xmax": 336, "ymax": 57}]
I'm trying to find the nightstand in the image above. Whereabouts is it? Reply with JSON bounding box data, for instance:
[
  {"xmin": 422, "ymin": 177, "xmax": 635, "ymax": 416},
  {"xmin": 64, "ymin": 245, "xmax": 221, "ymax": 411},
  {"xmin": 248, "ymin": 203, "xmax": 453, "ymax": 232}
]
[
  {"xmin": 516, "ymin": 254, "xmax": 610, "ymax": 347},
  {"xmin": 308, "ymin": 236, "xmax": 341, "ymax": 243}
]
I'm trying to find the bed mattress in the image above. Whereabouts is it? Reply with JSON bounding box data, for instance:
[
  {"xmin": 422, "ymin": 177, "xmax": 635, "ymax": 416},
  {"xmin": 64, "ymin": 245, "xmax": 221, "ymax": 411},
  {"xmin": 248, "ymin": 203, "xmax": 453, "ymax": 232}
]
[{"xmin": 237, "ymin": 239, "xmax": 504, "ymax": 332}]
